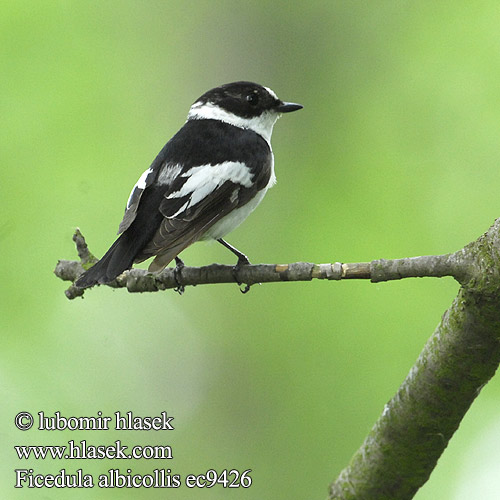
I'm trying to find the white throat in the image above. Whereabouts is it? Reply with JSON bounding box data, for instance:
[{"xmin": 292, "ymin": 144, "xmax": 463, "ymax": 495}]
[{"xmin": 187, "ymin": 101, "xmax": 279, "ymax": 146}]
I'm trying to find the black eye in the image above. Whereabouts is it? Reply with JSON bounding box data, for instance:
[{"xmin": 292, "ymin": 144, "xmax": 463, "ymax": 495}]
[{"xmin": 246, "ymin": 92, "xmax": 259, "ymax": 105}]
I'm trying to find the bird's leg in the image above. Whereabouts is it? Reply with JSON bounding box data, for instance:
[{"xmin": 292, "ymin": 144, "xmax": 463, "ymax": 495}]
[
  {"xmin": 217, "ymin": 238, "xmax": 250, "ymax": 266},
  {"xmin": 217, "ymin": 238, "xmax": 251, "ymax": 293},
  {"xmin": 173, "ymin": 256, "xmax": 185, "ymax": 295}
]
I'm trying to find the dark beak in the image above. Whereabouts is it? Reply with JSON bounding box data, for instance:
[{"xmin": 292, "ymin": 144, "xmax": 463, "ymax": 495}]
[{"xmin": 277, "ymin": 101, "xmax": 303, "ymax": 113}]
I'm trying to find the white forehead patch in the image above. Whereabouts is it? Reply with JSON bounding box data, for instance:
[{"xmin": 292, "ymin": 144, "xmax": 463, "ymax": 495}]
[{"xmin": 264, "ymin": 86, "xmax": 278, "ymax": 100}]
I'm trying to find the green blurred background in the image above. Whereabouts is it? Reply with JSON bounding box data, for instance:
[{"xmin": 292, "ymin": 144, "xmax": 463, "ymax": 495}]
[{"xmin": 3, "ymin": 1, "xmax": 500, "ymax": 498}]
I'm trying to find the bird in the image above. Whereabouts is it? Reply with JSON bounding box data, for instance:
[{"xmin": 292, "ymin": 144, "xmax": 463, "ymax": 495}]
[{"xmin": 75, "ymin": 81, "xmax": 302, "ymax": 289}]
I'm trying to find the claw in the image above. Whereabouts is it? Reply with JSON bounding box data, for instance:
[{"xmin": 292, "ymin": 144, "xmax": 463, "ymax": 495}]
[
  {"xmin": 232, "ymin": 255, "xmax": 251, "ymax": 293},
  {"xmin": 216, "ymin": 239, "xmax": 252, "ymax": 294},
  {"xmin": 173, "ymin": 256, "xmax": 185, "ymax": 295}
]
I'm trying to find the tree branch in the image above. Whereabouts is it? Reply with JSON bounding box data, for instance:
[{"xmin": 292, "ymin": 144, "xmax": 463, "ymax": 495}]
[
  {"xmin": 329, "ymin": 219, "xmax": 500, "ymax": 498},
  {"xmin": 55, "ymin": 220, "xmax": 500, "ymax": 497},
  {"xmin": 54, "ymin": 228, "xmax": 468, "ymax": 300}
]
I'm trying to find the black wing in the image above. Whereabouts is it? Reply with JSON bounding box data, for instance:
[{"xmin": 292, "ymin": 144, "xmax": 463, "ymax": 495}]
[{"xmin": 75, "ymin": 120, "xmax": 272, "ymax": 287}]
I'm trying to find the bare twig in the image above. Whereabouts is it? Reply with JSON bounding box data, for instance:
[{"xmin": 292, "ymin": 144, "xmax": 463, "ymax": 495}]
[
  {"xmin": 55, "ymin": 220, "xmax": 500, "ymax": 498},
  {"xmin": 54, "ymin": 229, "xmax": 469, "ymax": 300}
]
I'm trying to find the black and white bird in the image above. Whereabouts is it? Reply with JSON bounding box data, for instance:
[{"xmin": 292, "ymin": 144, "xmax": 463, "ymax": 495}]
[{"xmin": 75, "ymin": 81, "xmax": 302, "ymax": 288}]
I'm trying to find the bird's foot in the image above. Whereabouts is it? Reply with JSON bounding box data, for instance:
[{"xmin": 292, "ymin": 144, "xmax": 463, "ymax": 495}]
[
  {"xmin": 216, "ymin": 239, "xmax": 252, "ymax": 293},
  {"xmin": 233, "ymin": 255, "xmax": 251, "ymax": 294},
  {"xmin": 173, "ymin": 257, "xmax": 185, "ymax": 295}
]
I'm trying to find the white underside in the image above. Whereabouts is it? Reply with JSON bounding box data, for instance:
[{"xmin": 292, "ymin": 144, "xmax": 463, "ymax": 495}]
[
  {"xmin": 200, "ymin": 185, "xmax": 270, "ymax": 241},
  {"xmin": 201, "ymin": 146, "xmax": 276, "ymax": 241}
]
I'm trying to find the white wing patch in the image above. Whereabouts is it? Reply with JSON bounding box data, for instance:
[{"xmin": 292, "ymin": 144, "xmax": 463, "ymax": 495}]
[
  {"xmin": 157, "ymin": 163, "xmax": 182, "ymax": 185},
  {"xmin": 167, "ymin": 161, "xmax": 253, "ymax": 217},
  {"xmin": 126, "ymin": 167, "xmax": 153, "ymax": 209}
]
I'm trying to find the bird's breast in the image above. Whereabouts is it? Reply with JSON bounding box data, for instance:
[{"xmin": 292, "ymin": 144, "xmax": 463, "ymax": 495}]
[{"xmin": 201, "ymin": 186, "xmax": 270, "ymax": 241}]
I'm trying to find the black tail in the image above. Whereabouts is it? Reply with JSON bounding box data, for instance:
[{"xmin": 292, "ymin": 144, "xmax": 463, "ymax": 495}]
[
  {"xmin": 75, "ymin": 184, "xmax": 167, "ymax": 289},
  {"xmin": 74, "ymin": 233, "xmax": 140, "ymax": 288}
]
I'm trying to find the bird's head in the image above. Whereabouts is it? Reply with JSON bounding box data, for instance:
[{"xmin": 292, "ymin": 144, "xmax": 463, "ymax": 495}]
[{"xmin": 187, "ymin": 81, "xmax": 302, "ymax": 143}]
